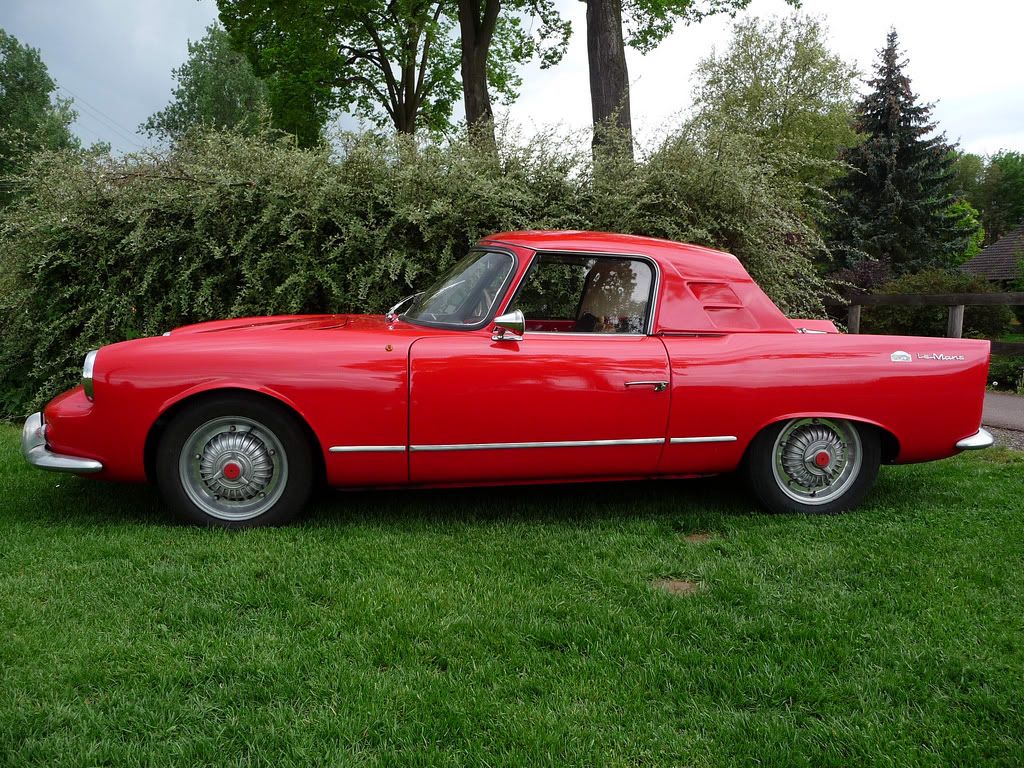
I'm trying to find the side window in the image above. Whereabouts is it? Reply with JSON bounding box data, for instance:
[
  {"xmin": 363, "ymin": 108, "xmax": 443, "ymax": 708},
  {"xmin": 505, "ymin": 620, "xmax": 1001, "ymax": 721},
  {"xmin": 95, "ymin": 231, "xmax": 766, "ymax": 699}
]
[{"xmin": 511, "ymin": 253, "xmax": 653, "ymax": 334}]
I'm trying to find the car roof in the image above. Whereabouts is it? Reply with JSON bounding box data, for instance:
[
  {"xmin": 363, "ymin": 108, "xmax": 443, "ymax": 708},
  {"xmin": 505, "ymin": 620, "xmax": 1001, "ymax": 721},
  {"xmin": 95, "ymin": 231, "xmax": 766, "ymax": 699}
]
[
  {"xmin": 482, "ymin": 230, "xmax": 794, "ymax": 333},
  {"xmin": 481, "ymin": 230, "xmax": 747, "ymax": 281}
]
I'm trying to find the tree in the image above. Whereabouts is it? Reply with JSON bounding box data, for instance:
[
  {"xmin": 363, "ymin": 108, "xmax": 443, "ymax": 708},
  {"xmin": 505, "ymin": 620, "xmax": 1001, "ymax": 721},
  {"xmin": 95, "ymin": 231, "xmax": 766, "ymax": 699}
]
[
  {"xmin": 141, "ymin": 24, "xmax": 270, "ymax": 143},
  {"xmin": 581, "ymin": 0, "xmax": 798, "ymax": 161},
  {"xmin": 830, "ymin": 30, "xmax": 974, "ymax": 278},
  {"xmin": 952, "ymin": 150, "xmax": 1024, "ymax": 245},
  {"xmin": 951, "ymin": 150, "xmax": 984, "ymax": 203},
  {"xmin": 219, "ymin": 0, "xmax": 569, "ymax": 147},
  {"xmin": 217, "ymin": 0, "xmax": 462, "ymax": 143},
  {"xmin": 945, "ymin": 199, "xmax": 985, "ymax": 265},
  {"xmin": 690, "ymin": 14, "xmax": 860, "ymax": 181},
  {"xmin": 0, "ymin": 28, "xmax": 78, "ymax": 201},
  {"xmin": 442, "ymin": 1, "xmax": 568, "ymax": 147},
  {"xmin": 975, "ymin": 151, "xmax": 1024, "ymax": 244},
  {"xmin": 584, "ymin": 0, "xmax": 632, "ymax": 160}
]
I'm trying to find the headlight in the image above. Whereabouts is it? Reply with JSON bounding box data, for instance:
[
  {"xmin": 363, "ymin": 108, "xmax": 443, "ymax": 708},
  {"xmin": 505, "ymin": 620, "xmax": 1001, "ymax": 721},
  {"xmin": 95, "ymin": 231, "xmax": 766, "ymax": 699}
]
[{"xmin": 82, "ymin": 349, "xmax": 98, "ymax": 400}]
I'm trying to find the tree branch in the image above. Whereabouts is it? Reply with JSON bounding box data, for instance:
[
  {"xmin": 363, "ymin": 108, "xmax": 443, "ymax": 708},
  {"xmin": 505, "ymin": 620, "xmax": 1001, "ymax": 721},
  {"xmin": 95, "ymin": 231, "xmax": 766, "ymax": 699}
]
[{"xmin": 361, "ymin": 19, "xmax": 401, "ymax": 119}]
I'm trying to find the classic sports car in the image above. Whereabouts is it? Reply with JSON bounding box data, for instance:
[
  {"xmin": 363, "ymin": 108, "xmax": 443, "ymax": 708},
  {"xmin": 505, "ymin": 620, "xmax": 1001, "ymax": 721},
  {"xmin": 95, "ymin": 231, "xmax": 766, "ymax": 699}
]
[{"xmin": 23, "ymin": 231, "xmax": 993, "ymax": 527}]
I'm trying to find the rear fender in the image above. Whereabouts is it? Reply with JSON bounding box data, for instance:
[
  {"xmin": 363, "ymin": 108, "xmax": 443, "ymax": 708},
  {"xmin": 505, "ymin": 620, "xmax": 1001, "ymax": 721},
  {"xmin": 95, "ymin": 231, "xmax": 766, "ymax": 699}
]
[{"xmin": 749, "ymin": 412, "xmax": 899, "ymax": 463}]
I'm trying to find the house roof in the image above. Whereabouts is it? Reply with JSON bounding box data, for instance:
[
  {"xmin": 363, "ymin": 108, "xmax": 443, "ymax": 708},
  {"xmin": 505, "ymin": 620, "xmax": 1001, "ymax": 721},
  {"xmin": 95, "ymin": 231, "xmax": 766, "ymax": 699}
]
[{"xmin": 961, "ymin": 224, "xmax": 1024, "ymax": 281}]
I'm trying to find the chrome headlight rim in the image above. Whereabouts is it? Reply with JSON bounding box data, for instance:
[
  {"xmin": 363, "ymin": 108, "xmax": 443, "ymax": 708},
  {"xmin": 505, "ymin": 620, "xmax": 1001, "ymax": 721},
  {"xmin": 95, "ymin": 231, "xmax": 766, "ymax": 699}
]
[{"xmin": 82, "ymin": 349, "xmax": 98, "ymax": 400}]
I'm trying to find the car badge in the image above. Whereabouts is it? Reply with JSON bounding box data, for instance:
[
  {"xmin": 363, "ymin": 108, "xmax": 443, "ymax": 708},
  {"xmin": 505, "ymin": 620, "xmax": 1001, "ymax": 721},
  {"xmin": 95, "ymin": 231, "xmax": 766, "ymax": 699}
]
[{"xmin": 890, "ymin": 350, "xmax": 912, "ymax": 363}]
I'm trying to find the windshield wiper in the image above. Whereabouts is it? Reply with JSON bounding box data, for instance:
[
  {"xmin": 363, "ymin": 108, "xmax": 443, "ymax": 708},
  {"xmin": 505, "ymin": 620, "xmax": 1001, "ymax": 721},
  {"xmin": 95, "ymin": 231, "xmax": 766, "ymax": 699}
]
[{"xmin": 386, "ymin": 292, "xmax": 422, "ymax": 323}]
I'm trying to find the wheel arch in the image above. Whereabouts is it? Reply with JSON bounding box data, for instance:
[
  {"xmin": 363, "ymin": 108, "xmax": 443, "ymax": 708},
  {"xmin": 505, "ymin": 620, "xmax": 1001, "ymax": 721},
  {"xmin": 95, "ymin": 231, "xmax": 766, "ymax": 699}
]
[
  {"xmin": 144, "ymin": 386, "xmax": 327, "ymax": 485},
  {"xmin": 745, "ymin": 413, "xmax": 901, "ymax": 465}
]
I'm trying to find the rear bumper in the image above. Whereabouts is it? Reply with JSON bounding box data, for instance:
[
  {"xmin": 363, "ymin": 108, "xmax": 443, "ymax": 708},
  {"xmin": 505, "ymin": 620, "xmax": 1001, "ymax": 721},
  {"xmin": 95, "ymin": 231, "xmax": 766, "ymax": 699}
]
[
  {"xmin": 21, "ymin": 412, "xmax": 104, "ymax": 473},
  {"xmin": 956, "ymin": 428, "xmax": 994, "ymax": 451}
]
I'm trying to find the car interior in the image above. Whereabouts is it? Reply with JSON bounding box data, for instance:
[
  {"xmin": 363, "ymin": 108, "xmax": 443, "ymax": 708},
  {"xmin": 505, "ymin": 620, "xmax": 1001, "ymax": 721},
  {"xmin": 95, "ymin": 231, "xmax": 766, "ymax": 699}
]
[{"xmin": 511, "ymin": 254, "xmax": 653, "ymax": 334}]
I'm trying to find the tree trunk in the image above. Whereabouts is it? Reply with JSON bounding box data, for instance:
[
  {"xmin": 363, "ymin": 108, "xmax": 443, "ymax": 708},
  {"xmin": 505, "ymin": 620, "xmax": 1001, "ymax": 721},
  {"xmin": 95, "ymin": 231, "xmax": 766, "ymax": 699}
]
[
  {"xmin": 458, "ymin": 0, "xmax": 497, "ymax": 150},
  {"xmin": 584, "ymin": 0, "xmax": 633, "ymax": 161},
  {"xmin": 397, "ymin": 59, "xmax": 417, "ymax": 134}
]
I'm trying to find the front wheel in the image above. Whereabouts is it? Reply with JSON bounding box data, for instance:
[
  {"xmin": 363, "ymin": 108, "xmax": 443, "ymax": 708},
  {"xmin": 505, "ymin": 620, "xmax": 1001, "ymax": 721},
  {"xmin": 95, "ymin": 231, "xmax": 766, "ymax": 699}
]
[
  {"xmin": 155, "ymin": 395, "xmax": 314, "ymax": 528},
  {"xmin": 745, "ymin": 417, "xmax": 880, "ymax": 515}
]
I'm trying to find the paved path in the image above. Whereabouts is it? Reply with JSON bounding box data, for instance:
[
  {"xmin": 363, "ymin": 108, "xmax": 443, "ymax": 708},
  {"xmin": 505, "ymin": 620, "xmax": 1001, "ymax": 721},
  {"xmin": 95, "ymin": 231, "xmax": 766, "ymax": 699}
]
[{"xmin": 984, "ymin": 391, "xmax": 1024, "ymax": 431}]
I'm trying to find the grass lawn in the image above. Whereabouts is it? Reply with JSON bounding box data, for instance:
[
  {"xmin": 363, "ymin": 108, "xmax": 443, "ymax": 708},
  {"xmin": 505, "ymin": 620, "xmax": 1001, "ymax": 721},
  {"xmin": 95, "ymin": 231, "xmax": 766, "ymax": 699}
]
[{"xmin": 2, "ymin": 424, "xmax": 1023, "ymax": 767}]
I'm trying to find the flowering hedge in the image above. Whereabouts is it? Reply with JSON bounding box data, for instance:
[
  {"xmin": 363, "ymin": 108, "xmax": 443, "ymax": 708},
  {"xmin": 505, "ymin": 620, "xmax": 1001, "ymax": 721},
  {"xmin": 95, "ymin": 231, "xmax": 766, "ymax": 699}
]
[{"xmin": 0, "ymin": 128, "xmax": 833, "ymax": 417}]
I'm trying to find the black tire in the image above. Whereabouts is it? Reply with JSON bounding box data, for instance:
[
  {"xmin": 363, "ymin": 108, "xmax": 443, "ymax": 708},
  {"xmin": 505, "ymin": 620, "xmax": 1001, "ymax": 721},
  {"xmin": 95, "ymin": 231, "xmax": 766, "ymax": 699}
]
[
  {"xmin": 155, "ymin": 393, "xmax": 314, "ymax": 528},
  {"xmin": 745, "ymin": 417, "xmax": 881, "ymax": 515}
]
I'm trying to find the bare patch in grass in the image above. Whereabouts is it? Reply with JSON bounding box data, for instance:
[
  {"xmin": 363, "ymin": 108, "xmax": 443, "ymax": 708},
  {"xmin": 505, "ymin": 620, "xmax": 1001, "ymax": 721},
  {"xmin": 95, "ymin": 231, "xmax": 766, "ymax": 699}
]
[
  {"xmin": 653, "ymin": 578, "xmax": 701, "ymax": 596},
  {"xmin": 683, "ymin": 532, "xmax": 713, "ymax": 543}
]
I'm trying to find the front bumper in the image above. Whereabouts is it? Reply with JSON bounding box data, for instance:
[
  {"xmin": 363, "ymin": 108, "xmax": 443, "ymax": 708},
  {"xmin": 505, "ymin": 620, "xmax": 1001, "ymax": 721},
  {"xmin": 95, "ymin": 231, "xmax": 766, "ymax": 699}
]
[
  {"xmin": 956, "ymin": 428, "xmax": 995, "ymax": 451},
  {"xmin": 21, "ymin": 412, "xmax": 104, "ymax": 473}
]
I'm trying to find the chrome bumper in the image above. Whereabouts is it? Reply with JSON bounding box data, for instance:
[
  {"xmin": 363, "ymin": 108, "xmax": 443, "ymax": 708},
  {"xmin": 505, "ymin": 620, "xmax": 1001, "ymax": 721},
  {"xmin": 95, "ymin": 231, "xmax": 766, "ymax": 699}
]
[
  {"xmin": 956, "ymin": 428, "xmax": 994, "ymax": 451},
  {"xmin": 21, "ymin": 412, "xmax": 103, "ymax": 473}
]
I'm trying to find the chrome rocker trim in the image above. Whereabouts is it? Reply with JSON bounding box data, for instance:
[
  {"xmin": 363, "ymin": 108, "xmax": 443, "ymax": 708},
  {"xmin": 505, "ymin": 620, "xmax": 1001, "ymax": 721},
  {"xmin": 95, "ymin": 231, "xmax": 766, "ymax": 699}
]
[
  {"xmin": 329, "ymin": 445, "xmax": 407, "ymax": 453},
  {"xmin": 331, "ymin": 436, "xmax": 743, "ymax": 453},
  {"xmin": 956, "ymin": 428, "xmax": 994, "ymax": 451},
  {"xmin": 410, "ymin": 438, "xmax": 664, "ymax": 452},
  {"xmin": 669, "ymin": 435, "xmax": 738, "ymax": 444},
  {"xmin": 21, "ymin": 412, "xmax": 104, "ymax": 474}
]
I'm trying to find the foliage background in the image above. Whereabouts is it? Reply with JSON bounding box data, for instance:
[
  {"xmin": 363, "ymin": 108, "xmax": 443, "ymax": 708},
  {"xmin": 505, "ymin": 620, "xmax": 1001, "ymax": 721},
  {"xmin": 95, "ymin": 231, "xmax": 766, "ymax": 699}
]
[
  {"xmin": 860, "ymin": 270, "xmax": 1013, "ymax": 340},
  {"xmin": 0, "ymin": 127, "xmax": 834, "ymax": 418}
]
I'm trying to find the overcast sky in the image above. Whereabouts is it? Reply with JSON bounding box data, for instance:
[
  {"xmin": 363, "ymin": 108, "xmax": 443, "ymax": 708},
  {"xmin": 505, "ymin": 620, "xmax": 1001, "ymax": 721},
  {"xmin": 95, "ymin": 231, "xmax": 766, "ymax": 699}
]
[{"xmin": 2, "ymin": 0, "xmax": 1022, "ymax": 156}]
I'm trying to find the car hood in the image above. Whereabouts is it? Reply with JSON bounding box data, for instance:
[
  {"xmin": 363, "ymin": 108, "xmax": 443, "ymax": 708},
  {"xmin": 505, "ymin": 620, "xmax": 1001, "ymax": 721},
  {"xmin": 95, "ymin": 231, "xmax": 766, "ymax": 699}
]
[{"xmin": 167, "ymin": 314, "xmax": 388, "ymax": 335}]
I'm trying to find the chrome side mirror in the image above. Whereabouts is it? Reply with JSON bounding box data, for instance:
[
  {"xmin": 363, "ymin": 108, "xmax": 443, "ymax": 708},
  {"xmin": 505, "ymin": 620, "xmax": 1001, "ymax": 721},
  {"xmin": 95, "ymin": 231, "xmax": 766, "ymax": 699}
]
[{"xmin": 492, "ymin": 309, "xmax": 525, "ymax": 342}]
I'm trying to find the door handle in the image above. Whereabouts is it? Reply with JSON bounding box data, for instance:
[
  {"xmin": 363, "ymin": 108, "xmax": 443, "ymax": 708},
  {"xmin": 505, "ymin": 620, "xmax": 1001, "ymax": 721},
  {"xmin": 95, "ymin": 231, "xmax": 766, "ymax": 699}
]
[{"xmin": 624, "ymin": 380, "xmax": 668, "ymax": 392}]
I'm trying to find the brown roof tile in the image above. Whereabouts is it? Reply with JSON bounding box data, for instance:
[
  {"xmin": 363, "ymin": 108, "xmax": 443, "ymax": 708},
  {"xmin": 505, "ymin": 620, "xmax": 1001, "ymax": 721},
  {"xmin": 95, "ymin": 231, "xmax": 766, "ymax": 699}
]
[{"xmin": 962, "ymin": 224, "xmax": 1024, "ymax": 281}]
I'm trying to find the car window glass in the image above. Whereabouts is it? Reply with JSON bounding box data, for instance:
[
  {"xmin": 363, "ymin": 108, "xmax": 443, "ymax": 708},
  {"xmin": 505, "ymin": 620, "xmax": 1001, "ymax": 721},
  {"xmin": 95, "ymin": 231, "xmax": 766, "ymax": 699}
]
[
  {"xmin": 511, "ymin": 254, "xmax": 653, "ymax": 334},
  {"xmin": 405, "ymin": 250, "xmax": 513, "ymax": 327}
]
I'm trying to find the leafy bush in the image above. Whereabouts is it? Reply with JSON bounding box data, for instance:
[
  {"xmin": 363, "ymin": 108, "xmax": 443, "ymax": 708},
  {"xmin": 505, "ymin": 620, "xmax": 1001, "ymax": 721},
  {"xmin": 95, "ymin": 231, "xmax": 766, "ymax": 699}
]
[
  {"xmin": 861, "ymin": 269, "xmax": 1013, "ymax": 340},
  {"xmin": 987, "ymin": 355, "xmax": 1024, "ymax": 393},
  {"xmin": 0, "ymin": 127, "xmax": 834, "ymax": 418}
]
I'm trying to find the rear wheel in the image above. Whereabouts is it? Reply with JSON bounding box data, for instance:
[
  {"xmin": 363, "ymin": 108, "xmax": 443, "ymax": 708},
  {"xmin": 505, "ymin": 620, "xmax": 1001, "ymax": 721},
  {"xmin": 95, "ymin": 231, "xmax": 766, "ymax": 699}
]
[
  {"xmin": 746, "ymin": 417, "xmax": 880, "ymax": 515},
  {"xmin": 155, "ymin": 394, "xmax": 313, "ymax": 528}
]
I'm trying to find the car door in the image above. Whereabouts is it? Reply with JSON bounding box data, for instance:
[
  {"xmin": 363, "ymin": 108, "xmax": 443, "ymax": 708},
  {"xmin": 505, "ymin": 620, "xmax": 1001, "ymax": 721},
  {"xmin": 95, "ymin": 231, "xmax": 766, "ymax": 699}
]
[{"xmin": 408, "ymin": 252, "xmax": 671, "ymax": 485}]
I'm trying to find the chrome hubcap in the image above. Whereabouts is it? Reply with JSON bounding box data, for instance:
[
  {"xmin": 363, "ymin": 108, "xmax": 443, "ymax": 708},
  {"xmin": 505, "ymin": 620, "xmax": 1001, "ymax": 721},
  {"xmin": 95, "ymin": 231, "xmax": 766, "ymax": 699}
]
[
  {"xmin": 179, "ymin": 416, "xmax": 287, "ymax": 521},
  {"xmin": 772, "ymin": 418, "xmax": 862, "ymax": 505}
]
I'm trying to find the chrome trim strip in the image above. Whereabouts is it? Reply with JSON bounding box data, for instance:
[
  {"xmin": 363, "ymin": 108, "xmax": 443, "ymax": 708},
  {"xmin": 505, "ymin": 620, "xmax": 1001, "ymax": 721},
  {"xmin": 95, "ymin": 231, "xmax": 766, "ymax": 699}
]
[
  {"xmin": 526, "ymin": 332, "xmax": 648, "ymax": 337},
  {"xmin": 956, "ymin": 428, "xmax": 994, "ymax": 450},
  {"xmin": 21, "ymin": 412, "xmax": 104, "ymax": 474},
  {"xmin": 328, "ymin": 445, "xmax": 407, "ymax": 453},
  {"xmin": 410, "ymin": 438, "xmax": 664, "ymax": 452},
  {"xmin": 669, "ymin": 435, "xmax": 738, "ymax": 444}
]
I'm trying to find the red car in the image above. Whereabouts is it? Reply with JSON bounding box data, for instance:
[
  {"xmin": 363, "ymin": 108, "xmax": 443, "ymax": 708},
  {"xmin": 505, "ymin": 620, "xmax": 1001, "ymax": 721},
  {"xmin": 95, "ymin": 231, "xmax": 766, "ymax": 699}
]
[{"xmin": 22, "ymin": 231, "xmax": 993, "ymax": 527}]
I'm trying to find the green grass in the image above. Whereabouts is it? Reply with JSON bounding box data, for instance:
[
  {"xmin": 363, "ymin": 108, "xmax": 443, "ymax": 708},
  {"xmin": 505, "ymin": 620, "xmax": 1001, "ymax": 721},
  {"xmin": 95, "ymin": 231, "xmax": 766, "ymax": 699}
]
[{"xmin": 2, "ymin": 424, "xmax": 1023, "ymax": 767}]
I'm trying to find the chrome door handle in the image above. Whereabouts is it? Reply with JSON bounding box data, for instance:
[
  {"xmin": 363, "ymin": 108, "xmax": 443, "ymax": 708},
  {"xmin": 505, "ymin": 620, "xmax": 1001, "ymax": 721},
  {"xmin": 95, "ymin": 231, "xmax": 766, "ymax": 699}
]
[{"xmin": 624, "ymin": 380, "xmax": 668, "ymax": 392}]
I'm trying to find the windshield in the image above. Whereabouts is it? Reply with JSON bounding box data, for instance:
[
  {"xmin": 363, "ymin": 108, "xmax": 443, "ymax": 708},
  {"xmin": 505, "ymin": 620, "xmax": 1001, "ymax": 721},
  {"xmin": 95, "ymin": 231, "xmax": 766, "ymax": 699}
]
[{"xmin": 402, "ymin": 250, "xmax": 514, "ymax": 328}]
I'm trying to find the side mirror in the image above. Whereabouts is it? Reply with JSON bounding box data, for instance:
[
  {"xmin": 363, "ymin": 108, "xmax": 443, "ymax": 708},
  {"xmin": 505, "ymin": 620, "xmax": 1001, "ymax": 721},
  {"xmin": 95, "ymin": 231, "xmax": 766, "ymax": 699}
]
[{"xmin": 492, "ymin": 309, "xmax": 525, "ymax": 342}]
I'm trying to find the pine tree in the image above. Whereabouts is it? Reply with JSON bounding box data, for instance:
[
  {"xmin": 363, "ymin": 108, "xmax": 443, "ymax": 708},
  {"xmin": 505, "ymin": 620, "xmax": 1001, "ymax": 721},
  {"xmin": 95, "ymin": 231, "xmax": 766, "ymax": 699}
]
[{"xmin": 831, "ymin": 30, "xmax": 971, "ymax": 281}]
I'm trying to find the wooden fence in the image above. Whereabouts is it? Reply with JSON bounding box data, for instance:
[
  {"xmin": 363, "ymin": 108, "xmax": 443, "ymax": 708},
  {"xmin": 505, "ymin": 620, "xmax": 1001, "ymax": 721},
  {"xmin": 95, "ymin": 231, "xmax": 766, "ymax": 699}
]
[{"xmin": 834, "ymin": 292, "xmax": 1024, "ymax": 356}]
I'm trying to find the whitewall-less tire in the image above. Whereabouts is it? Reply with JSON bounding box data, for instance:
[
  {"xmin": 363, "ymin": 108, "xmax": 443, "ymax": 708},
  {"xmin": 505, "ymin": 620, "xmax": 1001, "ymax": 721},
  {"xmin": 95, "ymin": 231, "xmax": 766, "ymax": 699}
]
[
  {"xmin": 746, "ymin": 417, "xmax": 880, "ymax": 515},
  {"xmin": 155, "ymin": 394, "xmax": 314, "ymax": 528}
]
